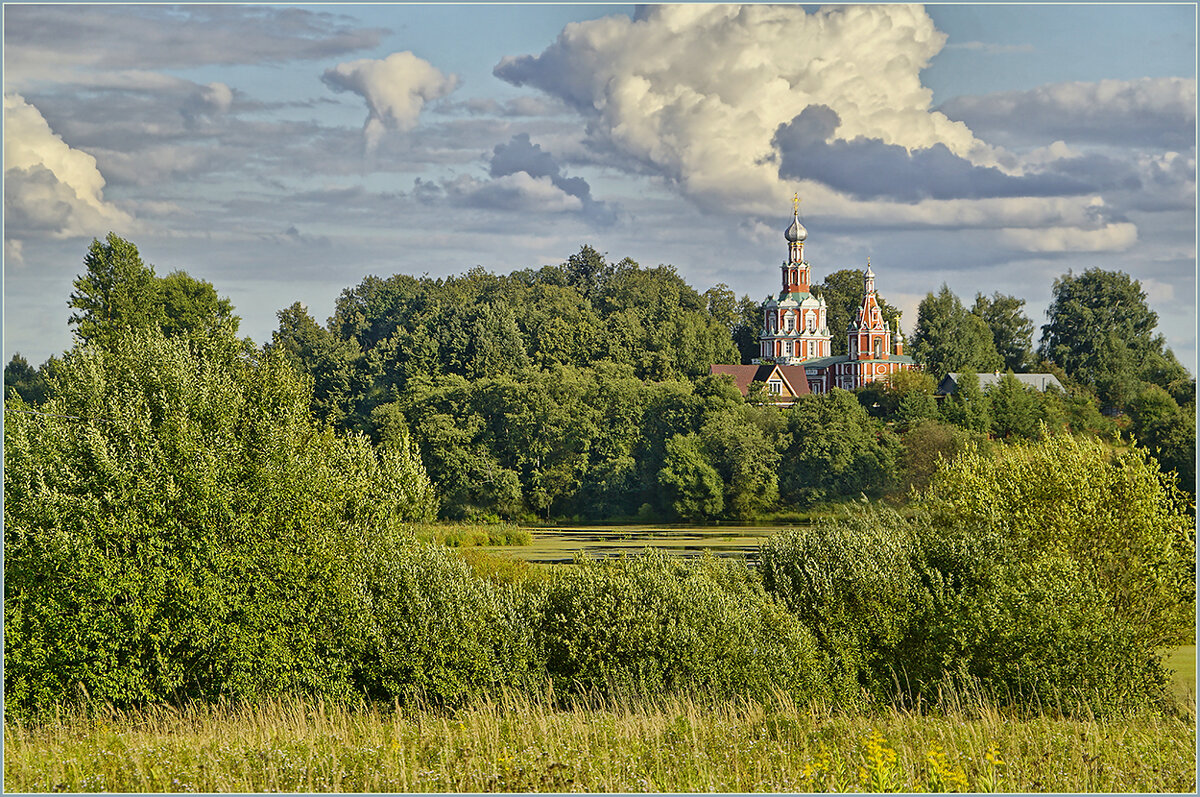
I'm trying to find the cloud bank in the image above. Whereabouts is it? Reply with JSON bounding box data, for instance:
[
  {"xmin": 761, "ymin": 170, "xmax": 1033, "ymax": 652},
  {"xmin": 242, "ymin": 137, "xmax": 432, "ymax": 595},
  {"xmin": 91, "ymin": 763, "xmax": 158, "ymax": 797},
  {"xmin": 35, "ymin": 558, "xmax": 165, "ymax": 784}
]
[{"xmin": 940, "ymin": 78, "xmax": 1196, "ymax": 149}]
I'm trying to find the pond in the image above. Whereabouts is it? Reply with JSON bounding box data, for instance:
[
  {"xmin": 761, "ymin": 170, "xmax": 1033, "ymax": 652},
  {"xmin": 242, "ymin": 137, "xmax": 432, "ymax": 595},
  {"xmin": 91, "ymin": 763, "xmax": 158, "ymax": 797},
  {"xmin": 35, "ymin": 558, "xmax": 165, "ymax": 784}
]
[{"xmin": 482, "ymin": 525, "xmax": 803, "ymax": 564}]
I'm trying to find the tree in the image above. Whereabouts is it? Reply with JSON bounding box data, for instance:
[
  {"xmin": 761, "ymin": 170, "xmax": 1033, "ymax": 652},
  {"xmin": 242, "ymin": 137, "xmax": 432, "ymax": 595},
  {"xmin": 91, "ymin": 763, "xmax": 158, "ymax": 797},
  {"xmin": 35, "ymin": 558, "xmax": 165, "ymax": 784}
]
[
  {"xmin": 1039, "ymin": 268, "xmax": 1192, "ymax": 409},
  {"xmin": 658, "ymin": 433, "xmax": 724, "ymax": 521},
  {"xmin": 972, "ymin": 292, "xmax": 1033, "ymax": 372},
  {"xmin": 705, "ymin": 284, "xmax": 760, "ymax": 363},
  {"xmin": 158, "ymin": 270, "xmax": 240, "ymax": 339},
  {"xmin": 272, "ymin": 302, "xmax": 364, "ymax": 429},
  {"xmin": 909, "ymin": 285, "xmax": 1003, "ymax": 381},
  {"xmin": 4, "ymin": 354, "xmax": 49, "ymax": 405},
  {"xmin": 813, "ymin": 269, "xmax": 901, "ymax": 357},
  {"xmin": 940, "ymin": 369, "xmax": 992, "ymax": 434},
  {"xmin": 4, "ymin": 325, "xmax": 437, "ymax": 717},
  {"xmin": 1127, "ymin": 384, "xmax": 1196, "ymax": 493},
  {"xmin": 987, "ymin": 372, "xmax": 1040, "ymax": 439},
  {"xmin": 780, "ymin": 389, "xmax": 900, "ymax": 505},
  {"xmin": 68, "ymin": 233, "xmax": 163, "ymax": 346},
  {"xmin": 700, "ymin": 406, "xmax": 781, "ymax": 520}
]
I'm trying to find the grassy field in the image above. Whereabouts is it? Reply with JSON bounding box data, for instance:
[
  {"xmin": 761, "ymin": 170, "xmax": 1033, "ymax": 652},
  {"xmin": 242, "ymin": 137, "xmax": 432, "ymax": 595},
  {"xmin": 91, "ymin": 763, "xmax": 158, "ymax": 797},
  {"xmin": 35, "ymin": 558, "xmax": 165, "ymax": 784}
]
[
  {"xmin": 5, "ymin": 691, "xmax": 1194, "ymax": 793},
  {"xmin": 1166, "ymin": 644, "xmax": 1197, "ymax": 701}
]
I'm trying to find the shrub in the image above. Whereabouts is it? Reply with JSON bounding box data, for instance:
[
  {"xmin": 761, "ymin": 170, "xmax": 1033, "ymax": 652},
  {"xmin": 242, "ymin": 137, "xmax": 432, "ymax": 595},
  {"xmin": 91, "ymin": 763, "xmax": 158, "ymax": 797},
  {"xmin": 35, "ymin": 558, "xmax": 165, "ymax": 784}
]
[
  {"xmin": 3, "ymin": 329, "xmax": 438, "ymax": 718},
  {"xmin": 343, "ymin": 534, "xmax": 536, "ymax": 706},
  {"xmin": 759, "ymin": 509, "xmax": 923, "ymax": 704},
  {"xmin": 759, "ymin": 434, "xmax": 1193, "ymax": 714},
  {"xmin": 527, "ymin": 550, "xmax": 830, "ymax": 703}
]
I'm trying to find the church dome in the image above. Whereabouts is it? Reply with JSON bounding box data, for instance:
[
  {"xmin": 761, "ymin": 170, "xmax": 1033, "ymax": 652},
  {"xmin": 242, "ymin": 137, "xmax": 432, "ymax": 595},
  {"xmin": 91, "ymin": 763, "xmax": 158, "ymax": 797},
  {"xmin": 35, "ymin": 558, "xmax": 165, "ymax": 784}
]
[{"xmin": 785, "ymin": 216, "xmax": 807, "ymax": 243}]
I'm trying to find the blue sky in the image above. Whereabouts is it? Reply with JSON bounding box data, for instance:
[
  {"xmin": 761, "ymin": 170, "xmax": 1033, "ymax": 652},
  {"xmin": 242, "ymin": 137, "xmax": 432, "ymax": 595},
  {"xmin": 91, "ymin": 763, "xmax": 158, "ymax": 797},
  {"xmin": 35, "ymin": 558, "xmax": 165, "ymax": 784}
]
[{"xmin": 5, "ymin": 3, "xmax": 1196, "ymax": 373}]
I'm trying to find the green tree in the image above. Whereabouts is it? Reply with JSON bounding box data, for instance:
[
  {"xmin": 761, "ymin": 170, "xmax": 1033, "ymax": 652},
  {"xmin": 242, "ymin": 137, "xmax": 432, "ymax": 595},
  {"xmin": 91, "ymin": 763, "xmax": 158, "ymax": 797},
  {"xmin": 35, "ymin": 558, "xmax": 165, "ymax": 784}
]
[
  {"xmin": 4, "ymin": 354, "xmax": 49, "ymax": 405},
  {"xmin": 940, "ymin": 370, "xmax": 992, "ymax": 434},
  {"xmin": 813, "ymin": 269, "xmax": 901, "ymax": 357},
  {"xmin": 272, "ymin": 302, "xmax": 364, "ymax": 430},
  {"xmin": 4, "ymin": 326, "xmax": 437, "ymax": 718},
  {"xmin": 987, "ymin": 372, "xmax": 1041, "ymax": 439},
  {"xmin": 1039, "ymin": 268, "xmax": 1193, "ymax": 409},
  {"xmin": 918, "ymin": 434, "xmax": 1194, "ymax": 655},
  {"xmin": 68, "ymin": 233, "xmax": 163, "ymax": 346},
  {"xmin": 157, "ymin": 270, "xmax": 240, "ymax": 339},
  {"xmin": 700, "ymin": 406, "xmax": 780, "ymax": 520},
  {"xmin": 780, "ymin": 389, "xmax": 900, "ymax": 505},
  {"xmin": 658, "ymin": 433, "xmax": 724, "ymax": 521},
  {"xmin": 1127, "ymin": 384, "xmax": 1196, "ymax": 492},
  {"xmin": 972, "ymin": 292, "xmax": 1034, "ymax": 372},
  {"xmin": 909, "ymin": 285, "xmax": 1003, "ymax": 381}
]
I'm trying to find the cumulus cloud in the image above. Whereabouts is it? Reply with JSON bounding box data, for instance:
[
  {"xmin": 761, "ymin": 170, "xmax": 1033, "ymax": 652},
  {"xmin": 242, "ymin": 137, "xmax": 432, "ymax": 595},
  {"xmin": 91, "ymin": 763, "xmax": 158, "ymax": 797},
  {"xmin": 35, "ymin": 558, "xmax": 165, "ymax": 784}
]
[
  {"xmin": 495, "ymin": 4, "xmax": 998, "ymax": 213},
  {"xmin": 939, "ymin": 78, "xmax": 1197, "ymax": 149},
  {"xmin": 445, "ymin": 171, "xmax": 584, "ymax": 213},
  {"xmin": 773, "ymin": 105, "xmax": 1094, "ymax": 201},
  {"xmin": 4, "ymin": 93, "xmax": 133, "ymax": 240},
  {"xmin": 181, "ymin": 81, "xmax": 234, "ymax": 125},
  {"xmin": 322, "ymin": 51, "xmax": 459, "ymax": 151},
  {"xmin": 487, "ymin": 133, "xmax": 615, "ymax": 223}
]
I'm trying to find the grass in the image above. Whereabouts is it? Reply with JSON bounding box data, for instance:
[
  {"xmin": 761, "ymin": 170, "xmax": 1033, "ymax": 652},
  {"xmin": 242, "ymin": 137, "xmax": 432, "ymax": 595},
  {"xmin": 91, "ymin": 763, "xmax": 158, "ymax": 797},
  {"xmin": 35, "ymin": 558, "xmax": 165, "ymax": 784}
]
[
  {"xmin": 1165, "ymin": 644, "xmax": 1196, "ymax": 703},
  {"xmin": 5, "ymin": 691, "xmax": 1194, "ymax": 793},
  {"xmin": 409, "ymin": 521, "xmax": 532, "ymax": 548}
]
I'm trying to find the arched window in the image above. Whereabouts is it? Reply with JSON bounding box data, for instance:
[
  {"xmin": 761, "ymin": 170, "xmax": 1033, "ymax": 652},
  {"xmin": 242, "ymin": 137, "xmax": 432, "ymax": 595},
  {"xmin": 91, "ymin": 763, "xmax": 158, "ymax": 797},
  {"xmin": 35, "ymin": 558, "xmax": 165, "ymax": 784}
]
[{"xmin": 874, "ymin": 338, "xmax": 883, "ymax": 359}]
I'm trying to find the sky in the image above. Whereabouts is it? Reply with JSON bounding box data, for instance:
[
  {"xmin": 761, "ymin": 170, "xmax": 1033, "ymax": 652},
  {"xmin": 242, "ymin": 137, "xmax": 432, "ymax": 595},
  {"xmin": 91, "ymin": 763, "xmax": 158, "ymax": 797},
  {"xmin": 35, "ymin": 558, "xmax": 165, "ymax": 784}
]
[{"xmin": 4, "ymin": 3, "xmax": 1197, "ymax": 374}]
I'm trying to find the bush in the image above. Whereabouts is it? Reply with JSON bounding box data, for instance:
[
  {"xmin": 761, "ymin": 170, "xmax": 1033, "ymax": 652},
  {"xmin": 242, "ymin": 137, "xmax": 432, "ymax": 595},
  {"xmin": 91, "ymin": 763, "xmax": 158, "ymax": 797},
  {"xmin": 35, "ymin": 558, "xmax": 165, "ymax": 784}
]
[
  {"xmin": 528, "ymin": 550, "xmax": 830, "ymax": 703},
  {"xmin": 3, "ymin": 329, "xmax": 438, "ymax": 718},
  {"xmin": 759, "ymin": 509, "xmax": 923, "ymax": 704},
  {"xmin": 343, "ymin": 534, "xmax": 537, "ymax": 706},
  {"xmin": 759, "ymin": 434, "xmax": 1193, "ymax": 715}
]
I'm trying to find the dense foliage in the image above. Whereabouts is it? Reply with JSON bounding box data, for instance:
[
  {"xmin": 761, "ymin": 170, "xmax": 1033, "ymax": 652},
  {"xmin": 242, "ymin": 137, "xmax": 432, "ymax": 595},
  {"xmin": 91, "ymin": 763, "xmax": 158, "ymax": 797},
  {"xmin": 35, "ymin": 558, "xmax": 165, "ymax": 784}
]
[
  {"xmin": 3, "ymin": 329, "xmax": 437, "ymax": 717},
  {"xmin": 762, "ymin": 434, "xmax": 1194, "ymax": 714},
  {"xmin": 4, "ymin": 234, "xmax": 1195, "ymax": 720}
]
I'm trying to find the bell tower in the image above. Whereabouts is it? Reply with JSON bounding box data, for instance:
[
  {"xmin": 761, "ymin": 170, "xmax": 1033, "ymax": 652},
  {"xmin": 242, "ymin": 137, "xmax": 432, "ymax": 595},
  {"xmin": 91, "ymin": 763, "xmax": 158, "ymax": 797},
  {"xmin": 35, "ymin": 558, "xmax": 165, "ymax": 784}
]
[{"xmin": 782, "ymin": 193, "xmax": 809, "ymax": 292}]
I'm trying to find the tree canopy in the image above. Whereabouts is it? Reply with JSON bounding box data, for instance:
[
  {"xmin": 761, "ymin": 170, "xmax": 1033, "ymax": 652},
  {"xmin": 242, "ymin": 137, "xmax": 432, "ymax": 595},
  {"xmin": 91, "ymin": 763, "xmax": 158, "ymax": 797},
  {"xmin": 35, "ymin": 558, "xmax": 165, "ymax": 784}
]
[{"xmin": 909, "ymin": 285, "xmax": 1003, "ymax": 381}]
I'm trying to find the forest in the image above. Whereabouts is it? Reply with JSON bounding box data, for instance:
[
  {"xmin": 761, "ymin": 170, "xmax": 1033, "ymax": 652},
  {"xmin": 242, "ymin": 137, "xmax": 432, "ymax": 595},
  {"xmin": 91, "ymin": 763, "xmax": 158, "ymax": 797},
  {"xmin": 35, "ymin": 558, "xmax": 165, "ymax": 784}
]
[
  {"xmin": 3, "ymin": 234, "xmax": 1195, "ymax": 791},
  {"xmin": 8, "ymin": 233, "xmax": 1193, "ymax": 523}
]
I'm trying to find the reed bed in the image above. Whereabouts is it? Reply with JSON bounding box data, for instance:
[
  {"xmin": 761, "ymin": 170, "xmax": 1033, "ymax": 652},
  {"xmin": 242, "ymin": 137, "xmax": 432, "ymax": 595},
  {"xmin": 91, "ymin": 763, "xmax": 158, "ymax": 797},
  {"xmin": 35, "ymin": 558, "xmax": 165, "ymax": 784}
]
[{"xmin": 5, "ymin": 689, "xmax": 1194, "ymax": 793}]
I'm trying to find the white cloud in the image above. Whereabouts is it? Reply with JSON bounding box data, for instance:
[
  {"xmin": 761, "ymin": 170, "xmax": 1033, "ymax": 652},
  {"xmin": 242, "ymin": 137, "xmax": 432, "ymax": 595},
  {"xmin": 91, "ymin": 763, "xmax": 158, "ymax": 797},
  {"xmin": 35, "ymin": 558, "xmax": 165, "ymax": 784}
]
[
  {"xmin": 999, "ymin": 223, "xmax": 1138, "ymax": 253},
  {"xmin": 322, "ymin": 51, "xmax": 459, "ymax": 151},
  {"xmin": 496, "ymin": 4, "xmax": 1000, "ymax": 214},
  {"xmin": 4, "ymin": 93, "xmax": 133, "ymax": 239}
]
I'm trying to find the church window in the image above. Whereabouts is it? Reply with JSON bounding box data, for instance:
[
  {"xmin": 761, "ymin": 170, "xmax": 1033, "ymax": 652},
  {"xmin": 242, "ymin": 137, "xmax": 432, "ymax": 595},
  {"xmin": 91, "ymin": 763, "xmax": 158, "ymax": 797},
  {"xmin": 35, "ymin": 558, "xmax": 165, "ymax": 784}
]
[{"xmin": 874, "ymin": 338, "xmax": 882, "ymax": 359}]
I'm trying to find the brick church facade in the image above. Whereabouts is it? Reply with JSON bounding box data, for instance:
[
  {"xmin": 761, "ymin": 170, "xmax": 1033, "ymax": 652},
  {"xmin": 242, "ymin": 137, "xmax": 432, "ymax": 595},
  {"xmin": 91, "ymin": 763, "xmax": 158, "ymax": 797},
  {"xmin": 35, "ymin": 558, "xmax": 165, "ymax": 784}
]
[{"xmin": 711, "ymin": 207, "xmax": 917, "ymax": 401}]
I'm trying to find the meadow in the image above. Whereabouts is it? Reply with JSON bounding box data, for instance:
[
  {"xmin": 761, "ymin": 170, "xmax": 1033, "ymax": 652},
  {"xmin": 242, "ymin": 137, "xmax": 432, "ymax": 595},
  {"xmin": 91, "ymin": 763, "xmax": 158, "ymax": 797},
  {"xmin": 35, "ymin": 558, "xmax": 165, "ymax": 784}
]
[{"xmin": 5, "ymin": 689, "xmax": 1194, "ymax": 793}]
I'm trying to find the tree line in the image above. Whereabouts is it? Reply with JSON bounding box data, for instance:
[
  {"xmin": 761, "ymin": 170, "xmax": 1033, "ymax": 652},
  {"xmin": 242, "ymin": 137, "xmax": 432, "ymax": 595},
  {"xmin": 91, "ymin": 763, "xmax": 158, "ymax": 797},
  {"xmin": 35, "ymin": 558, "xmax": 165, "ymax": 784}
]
[{"xmin": 5, "ymin": 233, "xmax": 1195, "ymax": 524}]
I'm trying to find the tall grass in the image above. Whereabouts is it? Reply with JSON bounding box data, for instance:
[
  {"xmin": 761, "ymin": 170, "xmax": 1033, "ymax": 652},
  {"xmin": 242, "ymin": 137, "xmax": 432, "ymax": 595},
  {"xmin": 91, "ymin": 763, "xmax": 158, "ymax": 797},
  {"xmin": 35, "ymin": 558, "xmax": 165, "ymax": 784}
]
[
  {"xmin": 410, "ymin": 521, "xmax": 532, "ymax": 548},
  {"xmin": 6, "ymin": 689, "xmax": 1193, "ymax": 793}
]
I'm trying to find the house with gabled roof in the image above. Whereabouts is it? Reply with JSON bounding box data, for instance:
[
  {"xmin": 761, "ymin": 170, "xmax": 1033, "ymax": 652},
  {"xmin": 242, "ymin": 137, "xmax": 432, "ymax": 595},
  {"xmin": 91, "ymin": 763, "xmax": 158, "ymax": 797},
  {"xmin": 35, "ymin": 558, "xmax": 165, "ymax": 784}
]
[{"xmin": 710, "ymin": 363, "xmax": 810, "ymax": 406}]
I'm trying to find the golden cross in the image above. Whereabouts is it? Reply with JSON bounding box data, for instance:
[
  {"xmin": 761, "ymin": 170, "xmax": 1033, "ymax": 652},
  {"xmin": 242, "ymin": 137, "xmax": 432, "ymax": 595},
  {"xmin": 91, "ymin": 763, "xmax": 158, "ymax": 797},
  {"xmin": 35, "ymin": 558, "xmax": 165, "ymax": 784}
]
[{"xmin": 792, "ymin": 193, "xmax": 800, "ymax": 215}]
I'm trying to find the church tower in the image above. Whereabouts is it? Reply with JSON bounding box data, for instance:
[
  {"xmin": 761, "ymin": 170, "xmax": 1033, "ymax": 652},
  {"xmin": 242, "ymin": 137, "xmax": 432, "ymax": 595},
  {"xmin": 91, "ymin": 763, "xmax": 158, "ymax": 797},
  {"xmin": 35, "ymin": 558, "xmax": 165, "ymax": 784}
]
[{"xmin": 758, "ymin": 199, "xmax": 831, "ymax": 364}]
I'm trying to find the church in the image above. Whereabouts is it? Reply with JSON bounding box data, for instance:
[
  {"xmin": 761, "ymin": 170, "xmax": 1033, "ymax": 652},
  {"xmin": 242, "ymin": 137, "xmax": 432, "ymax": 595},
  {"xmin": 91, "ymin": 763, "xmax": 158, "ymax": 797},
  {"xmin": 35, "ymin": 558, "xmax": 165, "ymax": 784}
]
[{"xmin": 711, "ymin": 205, "xmax": 918, "ymax": 401}]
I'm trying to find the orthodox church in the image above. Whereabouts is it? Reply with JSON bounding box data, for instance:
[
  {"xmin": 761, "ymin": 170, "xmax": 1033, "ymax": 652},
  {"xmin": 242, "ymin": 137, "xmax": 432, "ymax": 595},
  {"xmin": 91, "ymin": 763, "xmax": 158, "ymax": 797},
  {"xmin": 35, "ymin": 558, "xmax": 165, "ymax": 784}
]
[{"xmin": 711, "ymin": 204, "xmax": 917, "ymax": 401}]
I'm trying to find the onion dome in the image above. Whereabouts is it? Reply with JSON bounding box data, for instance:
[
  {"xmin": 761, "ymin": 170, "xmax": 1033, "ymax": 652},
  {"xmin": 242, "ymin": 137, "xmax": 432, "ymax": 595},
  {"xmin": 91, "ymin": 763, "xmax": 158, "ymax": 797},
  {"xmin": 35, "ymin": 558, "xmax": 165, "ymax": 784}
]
[{"xmin": 784, "ymin": 214, "xmax": 807, "ymax": 243}]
